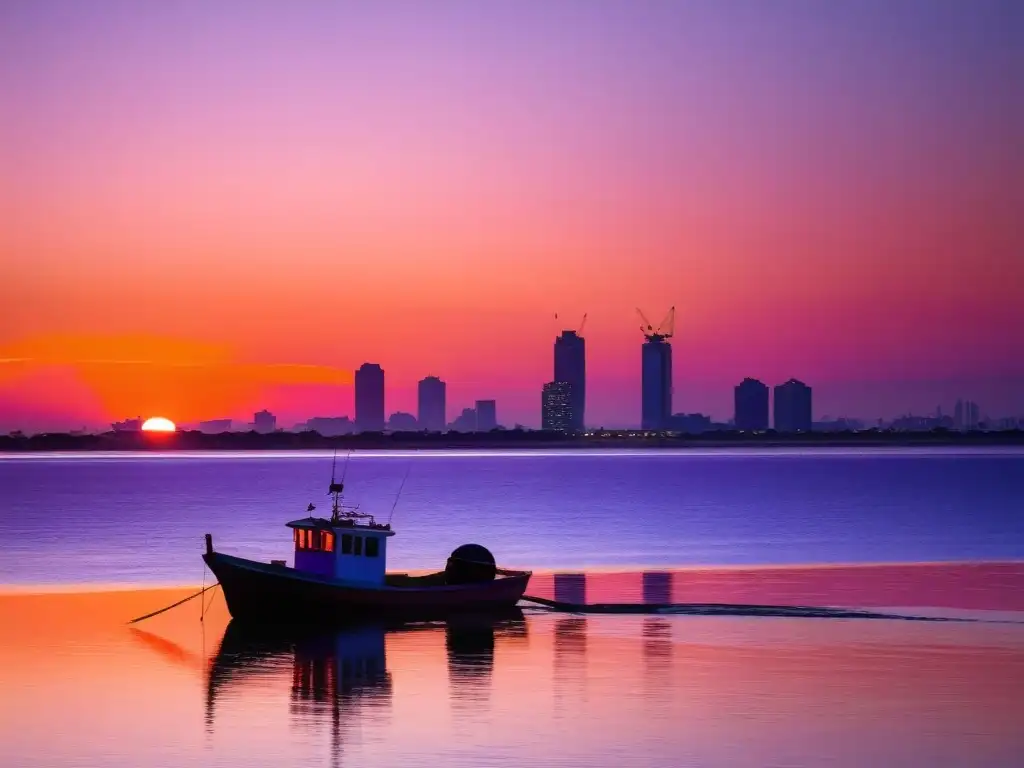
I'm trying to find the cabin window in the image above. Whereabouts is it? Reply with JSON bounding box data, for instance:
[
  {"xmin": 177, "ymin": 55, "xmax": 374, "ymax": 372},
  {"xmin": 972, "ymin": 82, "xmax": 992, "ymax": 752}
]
[
  {"xmin": 353, "ymin": 536, "xmax": 363, "ymax": 556},
  {"xmin": 341, "ymin": 534, "xmax": 353, "ymax": 554},
  {"xmin": 365, "ymin": 537, "xmax": 379, "ymax": 557},
  {"xmin": 294, "ymin": 528, "xmax": 333, "ymax": 551}
]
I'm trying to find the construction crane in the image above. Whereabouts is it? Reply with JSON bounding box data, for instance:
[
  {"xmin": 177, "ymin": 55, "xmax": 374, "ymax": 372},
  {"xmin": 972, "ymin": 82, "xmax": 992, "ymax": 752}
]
[
  {"xmin": 636, "ymin": 306, "xmax": 675, "ymax": 342},
  {"xmin": 554, "ymin": 312, "xmax": 588, "ymax": 336}
]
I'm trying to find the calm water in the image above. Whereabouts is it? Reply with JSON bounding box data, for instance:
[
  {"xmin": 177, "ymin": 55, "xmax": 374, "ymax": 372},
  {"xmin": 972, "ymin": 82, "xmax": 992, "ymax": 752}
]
[
  {"xmin": 2, "ymin": 449, "xmax": 1023, "ymax": 767},
  {"xmin": 1, "ymin": 448, "xmax": 1023, "ymax": 586},
  {"xmin": 0, "ymin": 589, "xmax": 1022, "ymax": 768}
]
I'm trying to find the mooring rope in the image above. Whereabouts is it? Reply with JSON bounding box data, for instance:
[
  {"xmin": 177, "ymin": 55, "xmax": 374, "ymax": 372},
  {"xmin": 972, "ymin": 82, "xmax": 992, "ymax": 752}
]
[
  {"xmin": 127, "ymin": 583, "xmax": 220, "ymax": 625},
  {"xmin": 200, "ymin": 583, "xmax": 220, "ymax": 622}
]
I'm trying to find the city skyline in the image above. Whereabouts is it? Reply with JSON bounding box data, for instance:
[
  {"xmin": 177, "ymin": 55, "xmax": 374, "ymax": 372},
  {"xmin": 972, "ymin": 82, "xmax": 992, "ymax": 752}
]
[
  {"xmin": 2, "ymin": 1, "xmax": 1021, "ymax": 432},
  {"xmin": 102, "ymin": 363, "xmax": 1015, "ymax": 437},
  {"xmin": 2, "ymin": 320, "xmax": 1021, "ymax": 433}
]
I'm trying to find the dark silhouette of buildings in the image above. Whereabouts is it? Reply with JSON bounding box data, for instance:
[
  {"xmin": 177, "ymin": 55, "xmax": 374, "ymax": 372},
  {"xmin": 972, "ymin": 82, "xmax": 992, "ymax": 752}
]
[
  {"xmin": 386, "ymin": 411, "xmax": 418, "ymax": 432},
  {"xmin": 449, "ymin": 407, "xmax": 478, "ymax": 432},
  {"xmin": 304, "ymin": 416, "xmax": 354, "ymax": 436},
  {"xmin": 668, "ymin": 412, "xmax": 714, "ymax": 433},
  {"xmin": 475, "ymin": 400, "xmax": 497, "ymax": 431},
  {"xmin": 354, "ymin": 363, "xmax": 385, "ymax": 433},
  {"xmin": 111, "ymin": 417, "xmax": 142, "ymax": 432},
  {"xmin": 554, "ymin": 330, "xmax": 586, "ymax": 431},
  {"xmin": 253, "ymin": 410, "xmax": 276, "ymax": 433},
  {"xmin": 954, "ymin": 398, "xmax": 981, "ymax": 430},
  {"xmin": 417, "ymin": 376, "xmax": 446, "ymax": 433},
  {"xmin": 641, "ymin": 338, "xmax": 672, "ymax": 430},
  {"xmin": 638, "ymin": 307, "xmax": 675, "ymax": 431},
  {"xmin": 774, "ymin": 378, "xmax": 812, "ymax": 432},
  {"xmin": 541, "ymin": 381, "xmax": 573, "ymax": 432},
  {"xmin": 734, "ymin": 378, "xmax": 769, "ymax": 431},
  {"xmin": 198, "ymin": 418, "xmax": 232, "ymax": 434}
]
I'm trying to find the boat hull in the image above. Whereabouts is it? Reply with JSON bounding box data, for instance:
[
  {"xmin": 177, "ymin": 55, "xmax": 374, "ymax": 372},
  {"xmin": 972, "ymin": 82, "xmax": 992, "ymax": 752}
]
[{"xmin": 203, "ymin": 551, "xmax": 532, "ymax": 623}]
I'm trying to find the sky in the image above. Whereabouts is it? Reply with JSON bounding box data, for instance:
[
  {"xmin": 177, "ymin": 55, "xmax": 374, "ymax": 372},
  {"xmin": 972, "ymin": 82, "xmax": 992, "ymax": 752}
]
[{"xmin": 1, "ymin": 0, "xmax": 1022, "ymax": 432}]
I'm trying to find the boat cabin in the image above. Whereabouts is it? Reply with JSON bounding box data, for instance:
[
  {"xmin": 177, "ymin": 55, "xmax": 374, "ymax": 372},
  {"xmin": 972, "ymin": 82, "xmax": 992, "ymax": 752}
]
[{"xmin": 286, "ymin": 484, "xmax": 395, "ymax": 585}]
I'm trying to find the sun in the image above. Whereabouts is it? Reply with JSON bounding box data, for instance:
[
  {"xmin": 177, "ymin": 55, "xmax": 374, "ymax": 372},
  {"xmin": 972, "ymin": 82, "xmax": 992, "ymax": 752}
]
[{"xmin": 141, "ymin": 416, "xmax": 176, "ymax": 432}]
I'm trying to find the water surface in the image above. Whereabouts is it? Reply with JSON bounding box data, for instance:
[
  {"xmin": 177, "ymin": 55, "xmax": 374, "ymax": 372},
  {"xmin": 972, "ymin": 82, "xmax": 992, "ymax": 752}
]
[
  {"xmin": 0, "ymin": 588, "xmax": 1021, "ymax": 768},
  {"xmin": 1, "ymin": 448, "xmax": 1021, "ymax": 586},
  {"xmin": 3, "ymin": 449, "xmax": 1023, "ymax": 766}
]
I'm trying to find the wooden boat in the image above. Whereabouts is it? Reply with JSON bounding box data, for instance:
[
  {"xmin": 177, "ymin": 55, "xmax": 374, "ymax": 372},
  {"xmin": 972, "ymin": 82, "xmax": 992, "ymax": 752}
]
[{"xmin": 202, "ymin": 473, "xmax": 532, "ymax": 623}]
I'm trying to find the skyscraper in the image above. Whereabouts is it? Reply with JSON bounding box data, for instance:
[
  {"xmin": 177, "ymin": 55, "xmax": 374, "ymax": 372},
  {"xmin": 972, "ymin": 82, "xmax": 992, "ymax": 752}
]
[
  {"xmin": 967, "ymin": 401, "xmax": 980, "ymax": 429},
  {"xmin": 542, "ymin": 381, "xmax": 572, "ymax": 432},
  {"xmin": 354, "ymin": 363, "xmax": 385, "ymax": 433},
  {"xmin": 641, "ymin": 338, "xmax": 672, "ymax": 430},
  {"xmin": 734, "ymin": 378, "xmax": 769, "ymax": 431},
  {"xmin": 475, "ymin": 399, "xmax": 497, "ymax": 431},
  {"xmin": 554, "ymin": 330, "xmax": 586, "ymax": 431},
  {"xmin": 417, "ymin": 376, "xmax": 446, "ymax": 432},
  {"xmin": 773, "ymin": 379, "xmax": 812, "ymax": 432}
]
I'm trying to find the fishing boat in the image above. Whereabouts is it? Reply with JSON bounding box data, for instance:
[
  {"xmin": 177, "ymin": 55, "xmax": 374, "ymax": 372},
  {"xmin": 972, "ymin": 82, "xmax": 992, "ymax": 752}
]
[{"xmin": 202, "ymin": 471, "xmax": 532, "ymax": 623}]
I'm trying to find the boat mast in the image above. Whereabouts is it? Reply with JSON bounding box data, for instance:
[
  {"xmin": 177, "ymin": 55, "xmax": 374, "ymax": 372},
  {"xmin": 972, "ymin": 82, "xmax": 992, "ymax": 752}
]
[{"xmin": 329, "ymin": 450, "xmax": 352, "ymax": 523}]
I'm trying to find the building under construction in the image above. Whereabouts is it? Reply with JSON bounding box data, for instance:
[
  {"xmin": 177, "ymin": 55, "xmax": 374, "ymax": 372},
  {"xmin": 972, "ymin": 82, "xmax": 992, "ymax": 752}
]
[{"xmin": 637, "ymin": 307, "xmax": 674, "ymax": 430}]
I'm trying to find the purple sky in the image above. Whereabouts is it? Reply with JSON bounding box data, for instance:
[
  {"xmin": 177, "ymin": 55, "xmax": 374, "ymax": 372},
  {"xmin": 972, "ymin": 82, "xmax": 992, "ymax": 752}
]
[{"xmin": 1, "ymin": 0, "xmax": 1022, "ymax": 431}]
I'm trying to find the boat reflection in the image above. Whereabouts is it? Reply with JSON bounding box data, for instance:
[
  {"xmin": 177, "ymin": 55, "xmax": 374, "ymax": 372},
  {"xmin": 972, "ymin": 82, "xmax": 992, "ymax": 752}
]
[
  {"xmin": 205, "ymin": 609, "xmax": 527, "ymax": 762},
  {"xmin": 444, "ymin": 608, "xmax": 529, "ymax": 713}
]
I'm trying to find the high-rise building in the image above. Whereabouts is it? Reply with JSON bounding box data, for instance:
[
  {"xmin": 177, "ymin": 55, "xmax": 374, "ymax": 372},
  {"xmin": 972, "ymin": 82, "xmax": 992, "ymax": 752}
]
[
  {"xmin": 554, "ymin": 330, "xmax": 586, "ymax": 431},
  {"xmin": 354, "ymin": 363, "xmax": 385, "ymax": 433},
  {"xmin": 965, "ymin": 400, "xmax": 980, "ymax": 430},
  {"xmin": 773, "ymin": 379, "xmax": 812, "ymax": 432},
  {"xmin": 953, "ymin": 398, "xmax": 981, "ymax": 430},
  {"xmin": 734, "ymin": 378, "xmax": 769, "ymax": 431},
  {"xmin": 475, "ymin": 399, "xmax": 497, "ymax": 431},
  {"xmin": 253, "ymin": 409, "xmax": 276, "ymax": 433},
  {"xmin": 417, "ymin": 376, "xmax": 446, "ymax": 433},
  {"xmin": 541, "ymin": 381, "xmax": 573, "ymax": 432},
  {"xmin": 641, "ymin": 338, "xmax": 672, "ymax": 430}
]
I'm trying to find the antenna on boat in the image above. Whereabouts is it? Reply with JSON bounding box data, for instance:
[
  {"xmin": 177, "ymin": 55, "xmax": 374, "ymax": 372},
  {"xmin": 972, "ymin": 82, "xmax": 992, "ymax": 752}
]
[
  {"xmin": 387, "ymin": 461, "xmax": 412, "ymax": 527},
  {"xmin": 327, "ymin": 450, "xmax": 354, "ymax": 523},
  {"xmin": 340, "ymin": 450, "xmax": 352, "ymax": 483}
]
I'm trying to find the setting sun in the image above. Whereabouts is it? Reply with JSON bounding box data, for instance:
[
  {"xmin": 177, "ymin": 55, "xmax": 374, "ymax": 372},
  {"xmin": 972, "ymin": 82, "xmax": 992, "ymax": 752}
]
[{"xmin": 141, "ymin": 417, "xmax": 176, "ymax": 432}]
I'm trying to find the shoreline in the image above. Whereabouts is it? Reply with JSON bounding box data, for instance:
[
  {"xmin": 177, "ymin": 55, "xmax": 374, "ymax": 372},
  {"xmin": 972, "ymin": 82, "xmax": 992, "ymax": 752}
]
[{"xmin": 2, "ymin": 429, "xmax": 1023, "ymax": 453}]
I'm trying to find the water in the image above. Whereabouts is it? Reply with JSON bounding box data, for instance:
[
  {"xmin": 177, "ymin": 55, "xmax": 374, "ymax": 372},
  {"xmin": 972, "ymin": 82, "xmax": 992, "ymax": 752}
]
[
  {"xmin": 0, "ymin": 590, "xmax": 1021, "ymax": 768},
  {"xmin": 1, "ymin": 448, "xmax": 1022, "ymax": 767},
  {"xmin": 1, "ymin": 448, "xmax": 1022, "ymax": 586}
]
